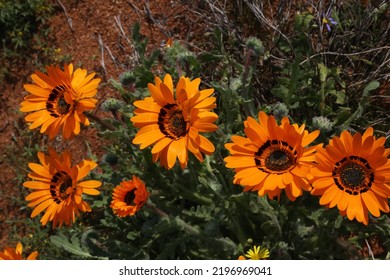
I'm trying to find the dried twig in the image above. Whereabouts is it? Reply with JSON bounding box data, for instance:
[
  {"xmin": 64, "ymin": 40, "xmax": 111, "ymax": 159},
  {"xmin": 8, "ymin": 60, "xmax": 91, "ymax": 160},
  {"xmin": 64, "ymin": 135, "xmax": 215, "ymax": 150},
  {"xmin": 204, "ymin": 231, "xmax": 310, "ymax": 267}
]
[
  {"xmin": 57, "ymin": 0, "xmax": 74, "ymax": 32},
  {"xmin": 242, "ymin": 0, "xmax": 295, "ymax": 56},
  {"xmin": 114, "ymin": 16, "xmax": 132, "ymax": 46},
  {"xmin": 97, "ymin": 34, "xmax": 107, "ymax": 76},
  {"xmin": 299, "ymin": 46, "xmax": 390, "ymax": 65},
  {"xmin": 126, "ymin": 0, "xmax": 142, "ymax": 19},
  {"xmin": 105, "ymin": 44, "xmax": 118, "ymax": 66},
  {"xmin": 364, "ymin": 239, "xmax": 375, "ymax": 260}
]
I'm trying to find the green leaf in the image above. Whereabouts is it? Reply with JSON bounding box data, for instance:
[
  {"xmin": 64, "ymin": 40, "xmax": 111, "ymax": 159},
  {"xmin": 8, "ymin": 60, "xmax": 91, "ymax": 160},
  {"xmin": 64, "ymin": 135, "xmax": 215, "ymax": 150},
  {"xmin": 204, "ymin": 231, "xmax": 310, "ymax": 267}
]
[
  {"xmin": 318, "ymin": 63, "xmax": 329, "ymax": 83},
  {"xmin": 363, "ymin": 80, "xmax": 380, "ymax": 94},
  {"xmin": 271, "ymin": 84, "xmax": 288, "ymax": 100},
  {"xmin": 341, "ymin": 80, "xmax": 380, "ymax": 127},
  {"xmin": 126, "ymin": 231, "xmax": 139, "ymax": 241},
  {"xmin": 329, "ymin": 90, "xmax": 346, "ymax": 104},
  {"xmin": 50, "ymin": 233, "xmax": 108, "ymax": 260}
]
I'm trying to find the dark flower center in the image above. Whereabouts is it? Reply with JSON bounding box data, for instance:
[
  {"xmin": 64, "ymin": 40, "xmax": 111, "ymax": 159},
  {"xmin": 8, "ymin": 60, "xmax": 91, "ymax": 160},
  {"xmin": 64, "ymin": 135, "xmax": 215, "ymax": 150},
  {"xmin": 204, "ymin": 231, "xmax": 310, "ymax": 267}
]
[
  {"xmin": 265, "ymin": 150, "xmax": 291, "ymax": 171},
  {"xmin": 340, "ymin": 163, "xmax": 365, "ymax": 188},
  {"xmin": 255, "ymin": 140, "xmax": 297, "ymax": 174},
  {"xmin": 57, "ymin": 96, "xmax": 71, "ymax": 115},
  {"xmin": 158, "ymin": 104, "xmax": 188, "ymax": 139},
  {"xmin": 46, "ymin": 85, "xmax": 73, "ymax": 117},
  {"xmin": 50, "ymin": 171, "xmax": 74, "ymax": 204},
  {"xmin": 169, "ymin": 111, "xmax": 187, "ymax": 136},
  {"xmin": 333, "ymin": 156, "xmax": 374, "ymax": 195},
  {"xmin": 124, "ymin": 190, "xmax": 136, "ymax": 206}
]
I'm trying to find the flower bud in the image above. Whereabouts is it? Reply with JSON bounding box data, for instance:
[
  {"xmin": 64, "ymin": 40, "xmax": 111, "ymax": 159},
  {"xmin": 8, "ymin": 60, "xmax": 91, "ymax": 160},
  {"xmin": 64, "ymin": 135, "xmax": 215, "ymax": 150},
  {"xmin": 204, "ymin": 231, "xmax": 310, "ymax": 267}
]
[
  {"xmin": 245, "ymin": 37, "xmax": 265, "ymax": 56},
  {"xmin": 312, "ymin": 116, "xmax": 333, "ymax": 133},
  {"xmin": 101, "ymin": 98, "xmax": 125, "ymax": 112}
]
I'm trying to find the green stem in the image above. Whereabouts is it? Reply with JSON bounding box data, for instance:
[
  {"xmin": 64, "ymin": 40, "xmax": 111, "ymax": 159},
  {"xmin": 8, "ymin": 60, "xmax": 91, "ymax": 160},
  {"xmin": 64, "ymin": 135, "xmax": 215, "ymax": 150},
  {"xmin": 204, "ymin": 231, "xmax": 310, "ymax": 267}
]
[
  {"xmin": 146, "ymin": 201, "xmax": 201, "ymax": 235},
  {"xmin": 85, "ymin": 112, "xmax": 116, "ymax": 131},
  {"xmin": 241, "ymin": 49, "xmax": 258, "ymax": 118}
]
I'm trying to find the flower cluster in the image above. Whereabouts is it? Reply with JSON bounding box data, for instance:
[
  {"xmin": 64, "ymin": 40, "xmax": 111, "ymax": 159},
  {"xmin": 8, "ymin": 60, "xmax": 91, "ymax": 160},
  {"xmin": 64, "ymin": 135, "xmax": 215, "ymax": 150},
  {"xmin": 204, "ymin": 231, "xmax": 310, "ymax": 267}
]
[
  {"xmin": 17, "ymin": 63, "xmax": 390, "ymax": 260},
  {"xmin": 19, "ymin": 64, "xmax": 151, "ymax": 232},
  {"xmin": 224, "ymin": 114, "xmax": 390, "ymax": 226},
  {"xmin": 19, "ymin": 64, "xmax": 104, "ymax": 230}
]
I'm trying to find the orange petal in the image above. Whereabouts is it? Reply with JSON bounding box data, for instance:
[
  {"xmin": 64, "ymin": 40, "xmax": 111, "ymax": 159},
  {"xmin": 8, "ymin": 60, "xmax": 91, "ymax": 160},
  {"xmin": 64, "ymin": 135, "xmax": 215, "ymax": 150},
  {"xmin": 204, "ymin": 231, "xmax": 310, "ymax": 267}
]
[
  {"xmin": 197, "ymin": 135, "xmax": 215, "ymax": 154},
  {"xmin": 224, "ymin": 156, "xmax": 256, "ymax": 169},
  {"xmin": 23, "ymin": 181, "xmax": 50, "ymax": 190},
  {"xmin": 167, "ymin": 141, "xmax": 179, "ymax": 169},
  {"xmin": 28, "ymin": 163, "xmax": 52, "ymax": 178},
  {"xmin": 82, "ymin": 188, "xmax": 100, "ymax": 195},
  {"xmin": 152, "ymin": 137, "xmax": 173, "ymax": 154},
  {"xmin": 78, "ymin": 180, "xmax": 102, "ymax": 188},
  {"xmin": 31, "ymin": 199, "xmax": 54, "ymax": 218},
  {"xmin": 235, "ymin": 167, "xmax": 268, "ymax": 186}
]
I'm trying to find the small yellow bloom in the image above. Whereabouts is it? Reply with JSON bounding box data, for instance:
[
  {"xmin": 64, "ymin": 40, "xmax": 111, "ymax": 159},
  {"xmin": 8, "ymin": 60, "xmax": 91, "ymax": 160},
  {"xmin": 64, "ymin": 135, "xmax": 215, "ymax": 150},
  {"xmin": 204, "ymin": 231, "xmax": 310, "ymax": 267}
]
[{"xmin": 238, "ymin": 245, "xmax": 270, "ymax": 260}]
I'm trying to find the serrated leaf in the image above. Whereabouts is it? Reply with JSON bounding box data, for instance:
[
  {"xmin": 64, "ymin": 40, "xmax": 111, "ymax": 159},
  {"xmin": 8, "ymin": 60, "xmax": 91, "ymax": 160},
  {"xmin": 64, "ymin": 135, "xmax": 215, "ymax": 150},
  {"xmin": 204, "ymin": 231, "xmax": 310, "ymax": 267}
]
[{"xmin": 50, "ymin": 233, "xmax": 107, "ymax": 260}]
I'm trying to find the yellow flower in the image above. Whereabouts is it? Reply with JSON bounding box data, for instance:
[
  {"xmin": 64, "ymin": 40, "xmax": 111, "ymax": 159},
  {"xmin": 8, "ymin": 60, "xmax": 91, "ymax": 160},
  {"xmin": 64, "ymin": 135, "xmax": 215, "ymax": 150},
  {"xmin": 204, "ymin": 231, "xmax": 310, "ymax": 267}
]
[
  {"xmin": 110, "ymin": 176, "xmax": 150, "ymax": 217},
  {"xmin": 23, "ymin": 148, "xmax": 102, "ymax": 228},
  {"xmin": 20, "ymin": 63, "xmax": 100, "ymax": 139},
  {"xmin": 224, "ymin": 111, "xmax": 320, "ymax": 201},
  {"xmin": 0, "ymin": 242, "xmax": 38, "ymax": 260},
  {"xmin": 310, "ymin": 128, "xmax": 390, "ymax": 225},
  {"xmin": 238, "ymin": 245, "xmax": 270, "ymax": 260},
  {"xmin": 131, "ymin": 74, "xmax": 218, "ymax": 169}
]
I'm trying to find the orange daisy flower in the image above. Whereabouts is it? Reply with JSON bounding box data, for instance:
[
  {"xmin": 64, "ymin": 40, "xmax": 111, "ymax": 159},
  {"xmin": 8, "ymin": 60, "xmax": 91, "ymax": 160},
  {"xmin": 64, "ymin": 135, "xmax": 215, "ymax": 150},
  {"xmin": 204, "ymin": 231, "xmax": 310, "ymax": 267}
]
[
  {"xmin": 20, "ymin": 63, "xmax": 100, "ymax": 139},
  {"xmin": 110, "ymin": 176, "xmax": 149, "ymax": 217},
  {"xmin": 131, "ymin": 74, "xmax": 218, "ymax": 169},
  {"xmin": 310, "ymin": 128, "xmax": 390, "ymax": 225},
  {"xmin": 0, "ymin": 242, "xmax": 38, "ymax": 260},
  {"xmin": 23, "ymin": 148, "xmax": 102, "ymax": 228},
  {"xmin": 224, "ymin": 111, "xmax": 320, "ymax": 201}
]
